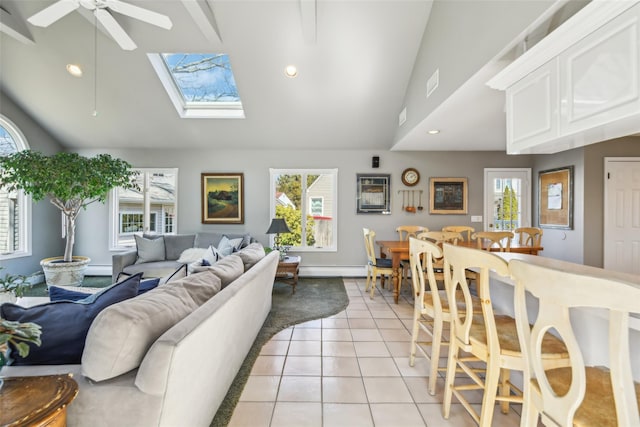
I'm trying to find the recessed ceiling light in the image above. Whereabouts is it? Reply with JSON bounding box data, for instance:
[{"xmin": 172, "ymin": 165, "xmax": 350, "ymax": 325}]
[
  {"xmin": 427, "ymin": 129, "xmax": 440, "ymax": 134},
  {"xmin": 66, "ymin": 64, "xmax": 83, "ymax": 77},
  {"xmin": 284, "ymin": 65, "xmax": 298, "ymax": 78}
]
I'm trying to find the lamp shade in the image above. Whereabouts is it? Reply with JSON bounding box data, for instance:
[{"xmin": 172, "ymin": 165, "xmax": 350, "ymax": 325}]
[{"xmin": 266, "ymin": 218, "xmax": 291, "ymax": 234}]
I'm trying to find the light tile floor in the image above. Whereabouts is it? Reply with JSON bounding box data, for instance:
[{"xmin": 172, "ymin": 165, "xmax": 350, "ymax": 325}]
[{"xmin": 228, "ymin": 277, "xmax": 523, "ymax": 427}]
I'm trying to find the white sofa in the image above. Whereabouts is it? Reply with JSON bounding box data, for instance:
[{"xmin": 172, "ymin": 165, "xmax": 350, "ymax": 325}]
[{"xmin": 4, "ymin": 249, "xmax": 279, "ymax": 427}]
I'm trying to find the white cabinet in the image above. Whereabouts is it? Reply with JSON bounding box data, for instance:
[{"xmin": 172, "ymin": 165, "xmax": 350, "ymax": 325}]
[
  {"xmin": 490, "ymin": 1, "xmax": 640, "ymax": 154},
  {"xmin": 560, "ymin": 6, "xmax": 640, "ymax": 136},
  {"xmin": 507, "ymin": 58, "xmax": 559, "ymax": 153}
]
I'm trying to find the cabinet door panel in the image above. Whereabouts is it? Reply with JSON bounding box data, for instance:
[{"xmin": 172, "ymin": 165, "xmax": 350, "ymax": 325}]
[
  {"xmin": 561, "ymin": 5, "xmax": 640, "ymax": 134},
  {"xmin": 506, "ymin": 59, "xmax": 558, "ymax": 154}
]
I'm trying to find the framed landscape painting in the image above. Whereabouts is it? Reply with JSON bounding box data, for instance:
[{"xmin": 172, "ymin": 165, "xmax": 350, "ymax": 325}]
[{"xmin": 201, "ymin": 173, "xmax": 244, "ymax": 224}]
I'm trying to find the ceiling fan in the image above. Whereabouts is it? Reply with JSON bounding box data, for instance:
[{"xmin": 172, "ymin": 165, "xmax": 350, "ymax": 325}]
[{"xmin": 27, "ymin": 0, "xmax": 173, "ymax": 51}]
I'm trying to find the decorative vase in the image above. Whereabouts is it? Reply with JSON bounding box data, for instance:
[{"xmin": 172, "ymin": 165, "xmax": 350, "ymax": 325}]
[{"xmin": 40, "ymin": 256, "xmax": 91, "ymax": 287}]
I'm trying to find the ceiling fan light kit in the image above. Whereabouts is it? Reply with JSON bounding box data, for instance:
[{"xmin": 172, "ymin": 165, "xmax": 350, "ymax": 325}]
[{"xmin": 27, "ymin": 0, "xmax": 173, "ymax": 51}]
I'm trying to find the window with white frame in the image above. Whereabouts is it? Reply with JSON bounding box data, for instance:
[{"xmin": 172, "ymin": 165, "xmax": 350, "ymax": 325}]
[
  {"xmin": 0, "ymin": 115, "xmax": 31, "ymax": 259},
  {"xmin": 110, "ymin": 168, "xmax": 177, "ymax": 249},
  {"xmin": 269, "ymin": 168, "xmax": 337, "ymax": 252}
]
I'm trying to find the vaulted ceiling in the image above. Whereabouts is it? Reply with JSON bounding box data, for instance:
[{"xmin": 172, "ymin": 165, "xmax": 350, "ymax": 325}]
[{"xmin": 0, "ymin": 1, "xmax": 584, "ymax": 152}]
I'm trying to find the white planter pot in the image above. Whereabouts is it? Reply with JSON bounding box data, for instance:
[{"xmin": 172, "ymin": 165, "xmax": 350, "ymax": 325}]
[
  {"xmin": 0, "ymin": 291, "xmax": 16, "ymax": 304},
  {"xmin": 40, "ymin": 256, "xmax": 91, "ymax": 287}
]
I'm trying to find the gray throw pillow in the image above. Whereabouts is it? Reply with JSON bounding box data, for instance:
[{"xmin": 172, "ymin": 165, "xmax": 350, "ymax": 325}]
[
  {"xmin": 135, "ymin": 235, "xmax": 166, "ymax": 264},
  {"xmin": 164, "ymin": 234, "xmax": 196, "ymax": 260}
]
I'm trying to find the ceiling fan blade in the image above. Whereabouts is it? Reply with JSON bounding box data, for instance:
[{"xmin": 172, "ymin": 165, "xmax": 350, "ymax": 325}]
[
  {"xmin": 104, "ymin": 0, "xmax": 173, "ymax": 30},
  {"xmin": 28, "ymin": 0, "xmax": 80, "ymax": 27},
  {"xmin": 95, "ymin": 8, "xmax": 136, "ymax": 51}
]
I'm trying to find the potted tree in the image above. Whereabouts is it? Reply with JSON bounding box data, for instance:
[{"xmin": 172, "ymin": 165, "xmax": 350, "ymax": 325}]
[{"xmin": 0, "ymin": 151, "xmax": 138, "ymax": 287}]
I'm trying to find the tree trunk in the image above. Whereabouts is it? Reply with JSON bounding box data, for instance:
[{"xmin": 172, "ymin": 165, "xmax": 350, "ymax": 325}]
[{"xmin": 63, "ymin": 214, "xmax": 76, "ymax": 262}]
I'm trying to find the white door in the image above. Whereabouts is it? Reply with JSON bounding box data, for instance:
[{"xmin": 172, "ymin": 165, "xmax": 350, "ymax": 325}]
[
  {"xmin": 484, "ymin": 169, "xmax": 531, "ymax": 232},
  {"xmin": 604, "ymin": 158, "xmax": 640, "ymax": 274}
]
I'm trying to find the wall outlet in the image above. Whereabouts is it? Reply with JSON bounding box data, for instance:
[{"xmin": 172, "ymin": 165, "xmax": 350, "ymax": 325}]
[{"xmin": 471, "ymin": 215, "xmax": 482, "ymax": 222}]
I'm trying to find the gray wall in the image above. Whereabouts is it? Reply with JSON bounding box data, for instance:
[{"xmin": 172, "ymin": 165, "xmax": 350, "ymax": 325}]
[
  {"xmin": 532, "ymin": 148, "xmax": 585, "ymax": 264},
  {"xmin": 397, "ymin": 0, "xmax": 553, "ymax": 142},
  {"xmin": 583, "ymin": 137, "xmax": 640, "ymax": 267},
  {"xmin": 0, "ymin": 91, "xmax": 64, "ymax": 275},
  {"xmin": 73, "ymin": 148, "xmax": 532, "ymax": 270}
]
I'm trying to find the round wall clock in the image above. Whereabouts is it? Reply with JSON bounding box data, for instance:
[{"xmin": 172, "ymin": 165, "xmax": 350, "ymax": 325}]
[{"xmin": 401, "ymin": 168, "xmax": 420, "ymax": 186}]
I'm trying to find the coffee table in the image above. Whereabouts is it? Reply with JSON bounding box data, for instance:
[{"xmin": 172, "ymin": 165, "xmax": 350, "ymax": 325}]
[
  {"xmin": 275, "ymin": 255, "xmax": 301, "ymax": 293},
  {"xmin": 0, "ymin": 374, "xmax": 78, "ymax": 427}
]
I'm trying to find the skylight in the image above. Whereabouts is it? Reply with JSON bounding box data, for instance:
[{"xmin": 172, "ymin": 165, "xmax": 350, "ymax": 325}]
[{"xmin": 148, "ymin": 53, "xmax": 244, "ymax": 119}]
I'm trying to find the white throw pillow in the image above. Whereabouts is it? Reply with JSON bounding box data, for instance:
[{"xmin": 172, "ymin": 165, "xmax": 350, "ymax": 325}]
[
  {"xmin": 217, "ymin": 235, "xmax": 243, "ymax": 257},
  {"xmin": 177, "ymin": 247, "xmax": 207, "ymax": 264}
]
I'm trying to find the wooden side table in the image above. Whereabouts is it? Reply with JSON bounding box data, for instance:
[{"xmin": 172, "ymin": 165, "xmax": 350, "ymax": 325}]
[
  {"xmin": 275, "ymin": 255, "xmax": 301, "ymax": 293},
  {"xmin": 0, "ymin": 374, "xmax": 78, "ymax": 427}
]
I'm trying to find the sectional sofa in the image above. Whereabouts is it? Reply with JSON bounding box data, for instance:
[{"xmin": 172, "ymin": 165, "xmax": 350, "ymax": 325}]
[
  {"xmin": 4, "ymin": 246, "xmax": 279, "ymax": 427},
  {"xmin": 111, "ymin": 232, "xmax": 255, "ymax": 282}
]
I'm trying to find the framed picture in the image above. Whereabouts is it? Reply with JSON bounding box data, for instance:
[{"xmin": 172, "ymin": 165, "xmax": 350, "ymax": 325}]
[
  {"xmin": 357, "ymin": 174, "xmax": 391, "ymax": 214},
  {"xmin": 538, "ymin": 166, "xmax": 573, "ymax": 229},
  {"xmin": 201, "ymin": 173, "xmax": 244, "ymax": 224},
  {"xmin": 429, "ymin": 177, "xmax": 468, "ymax": 214}
]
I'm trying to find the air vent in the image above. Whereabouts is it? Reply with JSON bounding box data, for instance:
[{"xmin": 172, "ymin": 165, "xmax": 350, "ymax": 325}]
[
  {"xmin": 398, "ymin": 107, "xmax": 407, "ymax": 126},
  {"xmin": 426, "ymin": 69, "xmax": 439, "ymax": 98}
]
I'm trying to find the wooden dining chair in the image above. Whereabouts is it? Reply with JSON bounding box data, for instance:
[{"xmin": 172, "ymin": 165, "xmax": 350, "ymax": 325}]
[
  {"xmin": 442, "ymin": 225, "xmax": 475, "ymax": 243},
  {"xmin": 472, "ymin": 231, "xmax": 514, "ymax": 252},
  {"xmin": 396, "ymin": 225, "xmax": 429, "ymax": 241},
  {"xmin": 396, "ymin": 226, "xmax": 429, "ymax": 286},
  {"xmin": 510, "ymin": 260, "xmax": 640, "ymax": 427},
  {"xmin": 441, "ymin": 244, "xmax": 570, "ymax": 426},
  {"xmin": 363, "ymin": 228, "xmax": 397, "ymax": 299},
  {"xmin": 514, "ymin": 227, "xmax": 543, "ymax": 247},
  {"xmin": 416, "ymin": 231, "xmax": 462, "ymax": 283},
  {"xmin": 408, "ymin": 237, "xmax": 482, "ymax": 395}
]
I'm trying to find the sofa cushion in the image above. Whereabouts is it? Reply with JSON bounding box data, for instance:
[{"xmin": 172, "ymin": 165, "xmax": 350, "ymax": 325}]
[
  {"xmin": 1, "ymin": 273, "xmax": 141, "ymax": 365},
  {"xmin": 189, "ymin": 254, "xmax": 244, "ymax": 288},
  {"xmin": 177, "ymin": 247, "xmax": 207, "ymax": 264},
  {"xmin": 49, "ymin": 278, "xmax": 160, "ymax": 302},
  {"xmin": 82, "ymin": 270, "xmax": 221, "ymax": 382},
  {"xmin": 135, "ymin": 235, "xmax": 166, "ymax": 264},
  {"xmin": 236, "ymin": 243, "xmax": 267, "ymax": 270},
  {"xmin": 163, "ymin": 234, "xmax": 196, "ymax": 260},
  {"xmin": 123, "ymin": 260, "xmax": 182, "ymax": 279},
  {"xmin": 159, "ymin": 264, "xmax": 188, "ymax": 285}
]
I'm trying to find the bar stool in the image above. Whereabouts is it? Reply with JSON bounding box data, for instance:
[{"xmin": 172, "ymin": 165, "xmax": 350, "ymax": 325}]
[
  {"xmin": 441, "ymin": 244, "xmax": 570, "ymax": 426},
  {"xmin": 510, "ymin": 260, "xmax": 640, "ymax": 427},
  {"xmin": 408, "ymin": 237, "xmax": 482, "ymax": 395}
]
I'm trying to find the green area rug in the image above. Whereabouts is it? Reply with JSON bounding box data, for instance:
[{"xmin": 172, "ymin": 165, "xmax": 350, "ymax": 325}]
[{"xmin": 210, "ymin": 277, "xmax": 349, "ymax": 427}]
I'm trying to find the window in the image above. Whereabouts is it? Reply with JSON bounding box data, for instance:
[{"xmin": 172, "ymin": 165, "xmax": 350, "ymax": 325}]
[
  {"xmin": 0, "ymin": 115, "xmax": 31, "ymax": 259},
  {"xmin": 148, "ymin": 53, "xmax": 244, "ymax": 119},
  {"xmin": 270, "ymin": 169, "xmax": 338, "ymax": 252},
  {"xmin": 110, "ymin": 168, "xmax": 178, "ymax": 249}
]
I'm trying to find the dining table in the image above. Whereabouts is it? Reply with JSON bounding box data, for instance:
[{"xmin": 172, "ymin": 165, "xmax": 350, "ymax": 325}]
[{"xmin": 375, "ymin": 239, "xmax": 543, "ymax": 303}]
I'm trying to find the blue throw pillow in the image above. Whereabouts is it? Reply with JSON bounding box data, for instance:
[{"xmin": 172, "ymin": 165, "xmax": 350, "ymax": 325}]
[
  {"xmin": 49, "ymin": 278, "xmax": 160, "ymax": 302},
  {"xmin": 0, "ymin": 273, "xmax": 142, "ymax": 365},
  {"xmin": 48, "ymin": 286, "xmax": 94, "ymax": 302}
]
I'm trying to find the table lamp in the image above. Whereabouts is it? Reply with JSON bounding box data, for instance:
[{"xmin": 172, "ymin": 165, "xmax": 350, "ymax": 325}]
[{"xmin": 266, "ymin": 218, "xmax": 291, "ymax": 259}]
